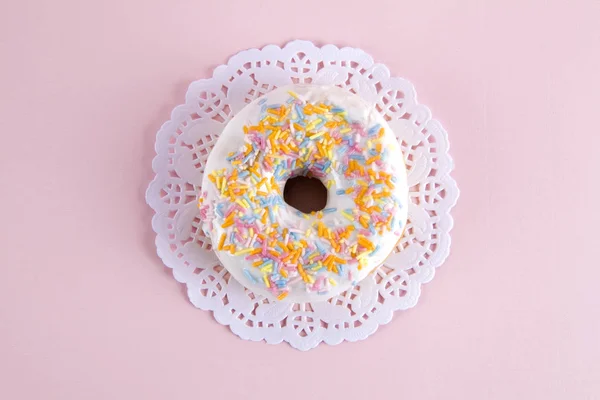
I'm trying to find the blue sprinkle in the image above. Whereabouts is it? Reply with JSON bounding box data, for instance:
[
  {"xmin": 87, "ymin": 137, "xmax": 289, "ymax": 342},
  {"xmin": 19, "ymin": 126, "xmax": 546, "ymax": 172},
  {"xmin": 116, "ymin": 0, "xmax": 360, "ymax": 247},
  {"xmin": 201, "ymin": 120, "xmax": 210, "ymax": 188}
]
[
  {"xmin": 331, "ymin": 107, "xmax": 345, "ymax": 113},
  {"xmin": 370, "ymin": 245, "xmax": 381, "ymax": 256},
  {"xmin": 295, "ymin": 104, "xmax": 304, "ymax": 119},
  {"xmin": 268, "ymin": 103, "xmax": 281, "ymax": 109},
  {"xmin": 315, "ymin": 241, "xmax": 326, "ymax": 253},
  {"xmin": 323, "ymin": 207, "xmax": 337, "ymax": 214},
  {"xmin": 244, "ymin": 269, "xmax": 257, "ymax": 283},
  {"xmin": 258, "ymin": 98, "xmax": 267, "ymax": 105},
  {"xmin": 368, "ymin": 124, "xmax": 381, "ymax": 135},
  {"xmin": 336, "ymin": 189, "xmax": 345, "ymax": 195},
  {"xmin": 261, "ymin": 104, "xmax": 267, "ymax": 113},
  {"xmin": 268, "ymin": 207, "xmax": 275, "ymax": 223}
]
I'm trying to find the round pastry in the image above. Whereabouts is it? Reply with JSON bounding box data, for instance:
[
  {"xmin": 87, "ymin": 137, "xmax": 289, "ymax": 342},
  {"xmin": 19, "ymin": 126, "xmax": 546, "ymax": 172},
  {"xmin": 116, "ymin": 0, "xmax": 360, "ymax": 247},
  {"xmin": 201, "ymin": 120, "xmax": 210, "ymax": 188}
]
[{"xmin": 198, "ymin": 85, "xmax": 408, "ymax": 302}]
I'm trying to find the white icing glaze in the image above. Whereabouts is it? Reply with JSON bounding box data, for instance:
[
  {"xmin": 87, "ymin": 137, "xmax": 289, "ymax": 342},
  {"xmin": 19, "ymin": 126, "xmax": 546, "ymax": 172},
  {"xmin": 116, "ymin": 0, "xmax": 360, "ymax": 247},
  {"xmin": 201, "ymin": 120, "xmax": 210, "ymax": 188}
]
[{"xmin": 199, "ymin": 85, "xmax": 408, "ymax": 302}]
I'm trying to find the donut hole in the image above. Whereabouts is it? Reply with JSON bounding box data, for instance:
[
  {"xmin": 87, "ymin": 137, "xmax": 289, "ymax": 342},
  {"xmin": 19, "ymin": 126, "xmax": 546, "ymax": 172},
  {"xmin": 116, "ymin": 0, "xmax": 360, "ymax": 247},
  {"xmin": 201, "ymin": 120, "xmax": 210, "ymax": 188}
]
[{"xmin": 283, "ymin": 175, "xmax": 327, "ymax": 214}]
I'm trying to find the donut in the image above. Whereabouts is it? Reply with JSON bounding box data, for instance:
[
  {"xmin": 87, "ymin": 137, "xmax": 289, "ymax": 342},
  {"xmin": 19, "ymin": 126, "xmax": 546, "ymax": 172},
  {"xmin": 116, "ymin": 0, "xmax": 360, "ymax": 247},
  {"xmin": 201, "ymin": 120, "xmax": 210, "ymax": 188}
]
[{"xmin": 198, "ymin": 85, "xmax": 408, "ymax": 302}]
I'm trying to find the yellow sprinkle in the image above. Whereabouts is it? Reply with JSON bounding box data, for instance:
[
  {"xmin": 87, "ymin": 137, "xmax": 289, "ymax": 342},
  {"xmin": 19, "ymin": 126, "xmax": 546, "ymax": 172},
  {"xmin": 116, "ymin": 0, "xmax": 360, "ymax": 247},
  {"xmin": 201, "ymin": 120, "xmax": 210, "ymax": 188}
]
[
  {"xmin": 235, "ymin": 199, "xmax": 247, "ymax": 209},
  {"xmin": 367, "ymin": 155, "xmax": 381, "ymax": 165},
  {"xmin": 340, "ymin": 127, "xmax": 351, "ymax": 134},
  {"xmin": 222, "ymin": 217, "xmax": 235, "ymax": 228},
  {"xmin": 263, "ymin": 275, "xmax": 271, "ymax": 288},
  {"xmin": 218, "ymin": 233, "xmax": 226, "ymax": 250},
  {"xmin": 276, "ymin": 292, "xmax": 288, "ymax": 301},
  {"xmin": 342, "ymin": 212, "xmax": 354, "ymax": 221},
  {"xmin": 328, "ymin": 278, "xmax": 337, "ymax": 286},
  {"xmin": 358, "ymin": 235, "xmax": 375, "ymax": 250},
  {"xmin": 309, "ymin": 130, "xmax": 326, "ymax": 139},
  {"xmin": 305, "ymin": 119, "xmax": 321, "ymax": 131},
  {"xmin": 234, "ymin": 248, "xmax": 254, "ymax": 256}
]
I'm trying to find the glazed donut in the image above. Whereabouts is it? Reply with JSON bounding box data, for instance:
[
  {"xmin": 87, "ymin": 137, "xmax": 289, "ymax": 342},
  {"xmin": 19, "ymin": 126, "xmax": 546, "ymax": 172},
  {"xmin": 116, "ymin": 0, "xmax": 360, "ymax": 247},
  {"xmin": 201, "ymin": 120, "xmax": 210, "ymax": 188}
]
[{"xmin": 199, "ymin": 85, "xmax": 408, "ymax": 302}]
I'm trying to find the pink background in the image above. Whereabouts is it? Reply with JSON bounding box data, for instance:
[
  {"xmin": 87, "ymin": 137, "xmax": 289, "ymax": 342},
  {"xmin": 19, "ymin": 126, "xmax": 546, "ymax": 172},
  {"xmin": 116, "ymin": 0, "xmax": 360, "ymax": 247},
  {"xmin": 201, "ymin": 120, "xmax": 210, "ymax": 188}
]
[{"xmin": 1, "ymin": 0, "xmax": 599, "ymax": 398}]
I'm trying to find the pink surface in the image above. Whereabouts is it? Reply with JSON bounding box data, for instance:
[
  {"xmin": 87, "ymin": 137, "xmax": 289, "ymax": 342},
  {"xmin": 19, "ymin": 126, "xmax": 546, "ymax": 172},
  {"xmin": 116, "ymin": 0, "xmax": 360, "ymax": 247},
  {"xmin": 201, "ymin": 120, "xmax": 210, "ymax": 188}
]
[{"xmin": 1, "ymin": 0, "xmax": 599, "ymax": 398}]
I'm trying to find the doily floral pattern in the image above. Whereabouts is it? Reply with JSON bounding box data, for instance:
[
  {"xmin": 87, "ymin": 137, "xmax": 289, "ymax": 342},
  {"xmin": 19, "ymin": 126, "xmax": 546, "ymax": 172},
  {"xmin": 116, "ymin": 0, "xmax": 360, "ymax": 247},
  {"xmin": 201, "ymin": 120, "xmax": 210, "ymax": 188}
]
[{"xmin": 146, "ymin": 40, "xmax": 459, "ymax": 350}]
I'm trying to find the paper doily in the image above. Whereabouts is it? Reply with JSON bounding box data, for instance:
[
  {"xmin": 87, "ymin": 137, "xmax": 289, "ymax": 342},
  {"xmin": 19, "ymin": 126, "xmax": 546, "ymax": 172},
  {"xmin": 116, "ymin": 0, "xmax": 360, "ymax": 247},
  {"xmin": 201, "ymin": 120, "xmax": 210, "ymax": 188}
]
[{"xmin": 146, "ymin": 40, "xmax": 459, "ymax": 350}]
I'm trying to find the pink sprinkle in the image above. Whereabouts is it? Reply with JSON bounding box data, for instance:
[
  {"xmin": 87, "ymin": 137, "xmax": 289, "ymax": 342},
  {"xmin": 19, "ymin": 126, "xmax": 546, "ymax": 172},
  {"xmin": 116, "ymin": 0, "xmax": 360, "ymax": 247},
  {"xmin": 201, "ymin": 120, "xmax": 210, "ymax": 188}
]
[
  {"xmin": 288, "ymin": 276, "xmax": 302, "ymax": 285},
  {"xmin": 225, "ymin": 205, "xmax": 235, "ymax": 218},
  {"xmin": 313, "ymin": 276, "xmax": 323, "ymax": 291}
]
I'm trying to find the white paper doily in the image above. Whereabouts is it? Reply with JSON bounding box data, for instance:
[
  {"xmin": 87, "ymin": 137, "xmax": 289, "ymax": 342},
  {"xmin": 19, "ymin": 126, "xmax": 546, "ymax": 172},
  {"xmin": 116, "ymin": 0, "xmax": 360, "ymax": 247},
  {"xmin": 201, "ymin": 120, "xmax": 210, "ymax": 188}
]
[{"xmin": 146, "ymin": 40, "xmax": 459, "ymax": 350}]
